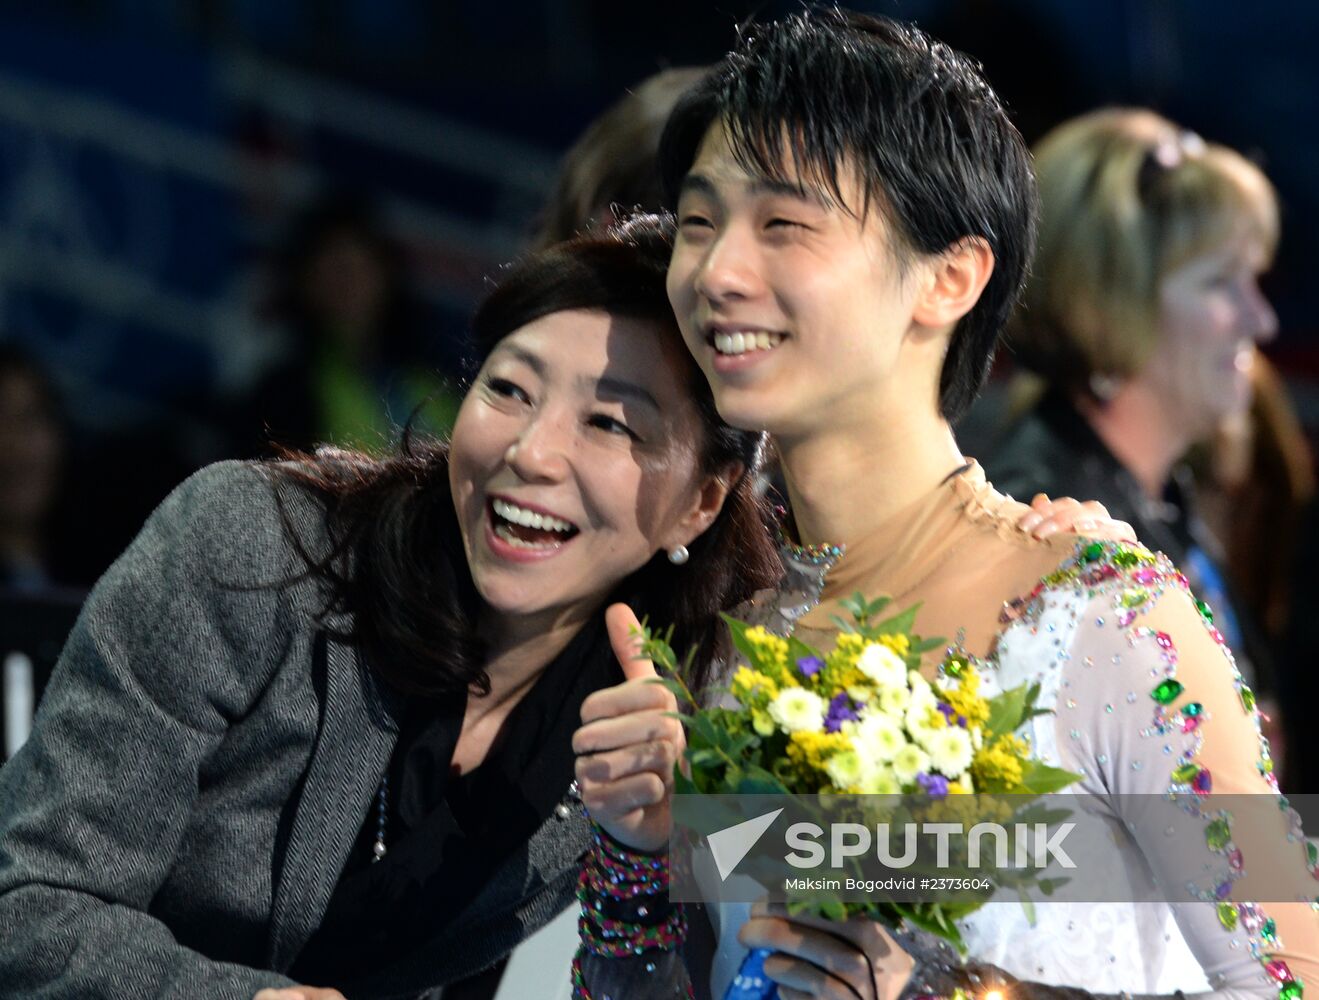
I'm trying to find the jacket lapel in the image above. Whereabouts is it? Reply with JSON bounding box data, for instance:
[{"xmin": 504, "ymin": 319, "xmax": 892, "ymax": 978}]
[{"xmin": 268, "ymin": 633, "xmax": 400, "ymax": 970}]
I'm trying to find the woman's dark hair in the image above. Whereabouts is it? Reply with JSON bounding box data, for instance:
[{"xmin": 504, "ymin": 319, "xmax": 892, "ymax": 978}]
[
  {"xmin": 273, "ymin": 215, "xmax": 780, "ymax": 698},
  {"xmin": 532, "ymin": 66, "xmax": 709, "ymax": 249},
  {"xmin": 658, "ymin": 9, "xmax": 1038, "ymax": 424}
]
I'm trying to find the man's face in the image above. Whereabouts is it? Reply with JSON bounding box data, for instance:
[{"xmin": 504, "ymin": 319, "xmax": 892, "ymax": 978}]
[{"xmin": 666, "ymin": 122, "xmax": 924, "ymax": 441}]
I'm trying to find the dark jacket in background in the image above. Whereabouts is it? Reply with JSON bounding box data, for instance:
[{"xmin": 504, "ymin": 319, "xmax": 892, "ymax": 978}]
[{"xmin": 984, "ymin": 390, "xmax": 1272, "ymax": 697}]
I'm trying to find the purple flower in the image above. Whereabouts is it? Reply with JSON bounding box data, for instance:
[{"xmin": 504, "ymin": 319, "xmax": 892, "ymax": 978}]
[
  {"xmin": 797, "ymin": 656, "xmax": 825, "ymax": 677},
  {"xmin": 823, "ymin": 692, "xmax": 860, "ymax": 733},
  {"xmin": 917, "ymin": 772, "xmax": 950, "ymax": 800},
  {"xmin": 937, "ymin": 703, "xmax": 956, "ymax": 721}
]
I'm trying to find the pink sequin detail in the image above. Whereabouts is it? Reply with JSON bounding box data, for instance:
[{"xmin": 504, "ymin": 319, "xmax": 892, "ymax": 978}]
[
  {"xmin": 1266, "ymin": 961, "xmax": 1293, "ymax": 983},
  {"xmin": 1155, "ymin": 632, "xmax": 1174, "ymax": 650},
  {"xmin": 1133, "ymin": 568, "xmax": 1159, "ymax": 585}
]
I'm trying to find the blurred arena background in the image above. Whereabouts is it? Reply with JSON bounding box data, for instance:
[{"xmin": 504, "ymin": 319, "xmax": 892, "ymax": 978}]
[{"xmin": 1, "ymin": 1, "xmax": 1317, "ymax": 772}]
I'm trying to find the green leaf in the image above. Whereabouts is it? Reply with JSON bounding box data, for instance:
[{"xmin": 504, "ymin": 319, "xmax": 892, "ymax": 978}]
[
  {"xmin": 674, "ymin": 771, "xmax": 700, "ymax": 795},
  {"xmin": 829, "ymin": 614, "xmax": 859, "ymax": 634},
  {"xmin": 686, "ymin": 748, "xmax": 722, "ymax": 767},
  {"xmin": 984, "ymin": 683, "xmax": 1030, "ymax": 737},
  {"xmin": 872, "ymin": 601, "xmax": 922, "ymax": 637},
  {"xmin": 818, "ymin": 897, "xmax": 848, "ymax": 922},
  {"xmin": 687, "ymin": 712, "xmax": 722, "ymax": 749},
  {"xmin": 720, "ymin": 616, "xmax": 761, "ymax": 668},
  {"xmin": 1020, "ymin": 761, "xmax": 1084, "ymax": 794}
]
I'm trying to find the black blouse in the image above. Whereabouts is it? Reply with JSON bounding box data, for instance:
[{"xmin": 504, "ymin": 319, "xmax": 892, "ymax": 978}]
[{"xmin": 290, "ymin": 616, "xmax": 618, "ymax": 991}]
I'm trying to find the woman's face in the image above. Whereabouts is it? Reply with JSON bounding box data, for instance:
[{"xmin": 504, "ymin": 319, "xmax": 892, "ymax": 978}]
[
  {"xmin": 1148, "ymin": 231, "xmax": 1276, "ymax": 438},
  {"xmin": 448, "ymin": 308, "xmax": 725, "ymax": 632}
]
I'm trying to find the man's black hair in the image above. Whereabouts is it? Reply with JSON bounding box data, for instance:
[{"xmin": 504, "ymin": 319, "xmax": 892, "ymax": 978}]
[{"xmin": 658, "ymin": 8, "xmax": 1038, "ymax": 423}]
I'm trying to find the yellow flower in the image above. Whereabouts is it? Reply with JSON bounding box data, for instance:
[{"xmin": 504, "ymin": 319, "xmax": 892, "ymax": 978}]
[
  {"xmin": 971, "ymin": 734, "xmax": 1029, "ymax": 791},
  {"xmin": 877, "ymin": 633, "xmax": 910, "ymax": 658},
  {"xmin": 824, "ymin": 633, "xmax": 868, "ymax": 672},
  {"xmin": 730, "ymin": 665, "xmax": 779, "ymax": 707},
  {"xmin": 786, "ymin": 730, "xmax": 854, "ymax": 775},
  {"xmin": 742, "ymin": 626, "xmax": 793, "ymax": 684},
  {"xmin": 940, "ymin": 667, "xmax": 991, "ymax": 728}
]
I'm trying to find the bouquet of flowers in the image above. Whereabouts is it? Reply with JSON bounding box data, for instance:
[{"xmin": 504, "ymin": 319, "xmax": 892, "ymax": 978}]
[{"xmin": 642, "ymin": 594, "xmax": 1080, "ymax": 999}]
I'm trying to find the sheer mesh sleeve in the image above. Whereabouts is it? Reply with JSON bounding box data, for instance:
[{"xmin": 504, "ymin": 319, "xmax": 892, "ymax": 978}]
[{"xmin": 1046, "ymin": 554, "xmax": 1319, "ymax": 1000}]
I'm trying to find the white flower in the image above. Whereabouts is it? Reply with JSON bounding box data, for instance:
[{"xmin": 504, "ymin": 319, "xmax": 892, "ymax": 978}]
[
  {"xmin": 767, "ymin": 687, "xmax": 827, "ymax": 733},
  {"xmin": 878, "ymin": 682, "xmax": 911, "ymax": 716},
  {"xmin": 847, "ymin": 685, "xmax": 873, "ymax": 704},
  {"xmin": 855, "ymin": 713, "xmax": 907, "ymax": 764},
  {"xmin": 825, "ymin": 749, "xmax": 866, "ymax": 789},
  {"xmin": 891, "ymin": 743, "xmax": 931, "ymax": 785},
  {"xmin": 971, "ymin": 725, "xmax": 984, "ymax": 751},
  {"xmin": 927, "ymin": 726, "xmax": 974, "ymax": 777},
  {"xmin": 905, "ymin": 690, "xmax": 942, "ymax": 752},
  {"xmin": 864, "ymin": 766, "xmax": 901, "ymax": 795},
  {"xmin": 856, "ymin": 643, "xmax": 908, "ymax": 689}
]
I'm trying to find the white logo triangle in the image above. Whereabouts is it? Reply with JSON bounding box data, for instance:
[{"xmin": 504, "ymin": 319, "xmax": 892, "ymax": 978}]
[{"xmin": 707, "ymin": 808, "xmax": 784, "ymax": 882}]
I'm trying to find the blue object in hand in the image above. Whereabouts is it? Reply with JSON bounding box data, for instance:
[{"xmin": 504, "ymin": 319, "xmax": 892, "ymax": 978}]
[{"xmin": 724, "ymin": 948, "xmax": 779, "ymax": 999}]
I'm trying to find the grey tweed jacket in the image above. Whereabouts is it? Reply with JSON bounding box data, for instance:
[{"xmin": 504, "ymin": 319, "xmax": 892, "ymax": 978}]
[{"xmin": 0, "ymin": 461, "xmax": 591, "ymax": 999}]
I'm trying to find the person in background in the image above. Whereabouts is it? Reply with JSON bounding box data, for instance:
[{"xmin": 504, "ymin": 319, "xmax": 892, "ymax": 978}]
[
  {"xmin": 246, "ymin": 192, "xmax": 459, "ymax": 455},
  {"xmin": 1189, "ymin": 353, "xmax": 1315, "ymax": 787},
  {"xmin": 531, "ymin": 67, "xmax": 708, "ymax": 249},
  {"xmin": 985, "ymin": 108, "xmax": 1285, "ymax": 769},
  {"xmin": 0, "ymin": 347, "xmax": 65, "ymax": 592}
]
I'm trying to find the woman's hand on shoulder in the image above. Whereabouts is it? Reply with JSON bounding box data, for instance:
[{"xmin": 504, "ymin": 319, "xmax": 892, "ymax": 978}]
[
  {"xmin": 572, "ymin": 603, "xmax": 685, "ymax": 853},
  {"xmin": 738, "ymin": 901, "xmax": 914, "ymax": 1000},
  {"xmin": 1015, "ymin": 493, "xmax": 1136, "ymax": 543},
  {"xmin": 253, "ymin": 987, "xmax": 347, "ymax": 1000}
]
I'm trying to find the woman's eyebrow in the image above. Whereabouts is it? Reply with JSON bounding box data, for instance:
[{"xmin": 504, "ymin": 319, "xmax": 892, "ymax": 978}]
[{"xmin": 492, "ymin": 343, "xmax": 546, "ymax": 376}]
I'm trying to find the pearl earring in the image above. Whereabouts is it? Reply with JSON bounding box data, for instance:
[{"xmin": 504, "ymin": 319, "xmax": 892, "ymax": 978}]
[{"xmin": 667, "ymin": 545, "xmax": 689, "ymax": 565}]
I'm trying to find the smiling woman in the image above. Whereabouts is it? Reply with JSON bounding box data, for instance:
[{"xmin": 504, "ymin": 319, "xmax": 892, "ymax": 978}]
[
  {"xmin": 0, "ymin": 216, "xmax": 781, "ymax": 999},
  {"xmin": 450, "ymin": 307, "xmax": 722, "ymax": 637}
]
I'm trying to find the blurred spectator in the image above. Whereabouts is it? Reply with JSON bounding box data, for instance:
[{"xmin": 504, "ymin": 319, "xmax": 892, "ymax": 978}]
[
  {"xmin": 0, "ymin": 348, "xmax": 65, "ymax": 593},
  {"xmin": 244, "ymin": 192, "xmax": 459, "ymax": 454},
  {"xmin": 530, "ymin": 66, "xmax": 708, "ymax": 248},
  {"xmin": 985, "ymin": 108, "xmax": 1289, "ymax": 775},
  {"xmin": 1190, "ymin": 354, "xmax": 1314, "ymax": 649}
]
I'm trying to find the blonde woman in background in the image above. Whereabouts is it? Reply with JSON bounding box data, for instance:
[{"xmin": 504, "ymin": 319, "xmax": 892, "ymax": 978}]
[{"xmin": 987, "ymin": 108, "xmax": 1288, "ymax": 776}]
